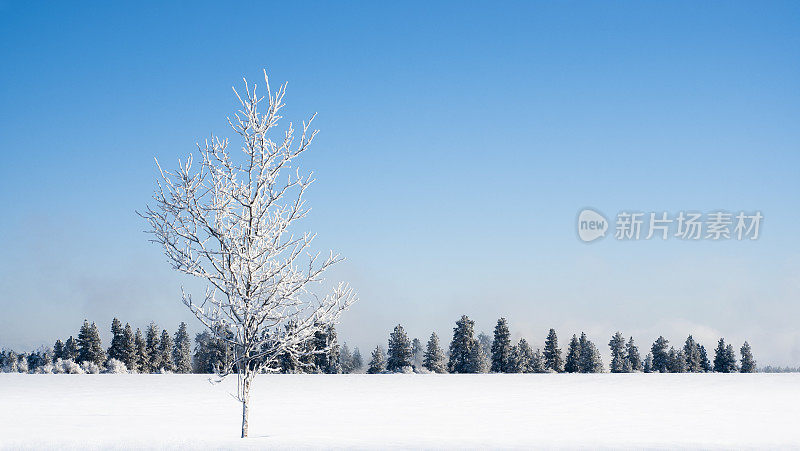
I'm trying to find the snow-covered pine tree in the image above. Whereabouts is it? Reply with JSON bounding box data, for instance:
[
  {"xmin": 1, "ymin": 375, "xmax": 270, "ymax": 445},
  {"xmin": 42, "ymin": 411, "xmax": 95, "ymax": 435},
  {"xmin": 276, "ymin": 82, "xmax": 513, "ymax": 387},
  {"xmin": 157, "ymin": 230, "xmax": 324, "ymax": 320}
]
[
  {"xmin": 564, "ymin": 334, "xmax": 581, "ymax": 373},
  {"xmin": 77, "ymin": 320, "xmax": 105, "ymax": 365},
  {"xmin": 411, "ymin": 338, "xmax": 424, "ymax": 369},
  {"xmin": 135, "ymin": 328, "xmax": 147, "ymax": 372},
  {"xmin": 173, "ymin": 322, "xmax": 192, "ymax": 373},
  {"xmin": 466, "ymin": 339, "xmax": 490, "ymax": 373},
  {"xmin": 667, "ymin": 347, "xmax": 687, "ymax": 373},
  {"xmin": 340, "ymin": 343, "xmax": 353, "ymax": 374},
  {"xmin": 683, "ymin": 335, "xmax": 703, "ymax": 372},
  {"xmin": 713, "ymin": 338, "xmax": 729, "ymax": 372},
  {"xmin": 643, "ymin": 353, "xmax": 653, "ymax": 373},
  {"xmin": 740, "ymin": 341, "xmax": 756, "ymax": 373},
  {"xmin": 107, "ymin": 318, "xmax": 126, "ymax": 362},
  {"xmin": 490, "ymin": 317, "xmax": 513, "ymax": 373},
  {"xmin": 367, "ymin": 346, "xmax": 386, "ymax": 374},
  {"xmin": 386, "ymin": 324, "xmax": 412, "ymax": 372},
  {"xmin": 64, "ymin": 336, "xmax": 79, "ymax": 361},
  {"xmin": 477, "ymin": 332, "xmax": 492, "ymax": 359},
  {"xmin": 122, "ymin": 323, "xmax": 138, "ymax": 372},
  {"xmin": 159, "ymin": 329, "xmax": 173, "ymax": 372},
  {"xmin": 141, "ymin": 71, "xmax": 355, "ymax": 436},
  {"xmin": 423, "ymin": 332, "xmax": 447, "ymax": 373},
  {"xmin": 699, "ymin": 345, "xmax": 712, "ymax": 372},
  {"xmin": 514, "ymin": 338, "xmax": 534, "ymax": 373},
  {"xmin": 543, "ymin": 328, "xmax": 563, "ymax": 372},
  {"xmin": 145, "ymin": 323, "xmax": 161, "ymax": 373},
  {"xmin": 449, "ymin": 315, "xmax": 477, "ymax": 373},
  {"xmin": 626, "ymin": 337, "xmax": 642, "ymax": 371},
  {"xmin": 352, "ymin": 347, "xmax": 363, "ymax": 371},
  {"xmin": 531, "ymin": 348, "xmax": 545, "ymax": 373},
  {"xmin": 53, "ymin": 339, "xmax": 65, "ymax": 360},
  {"xmin": 312, "ymin": 324, "xmax": 341, "ymax": 374},
  {"xmin": 650, "ymin": 336, "xmax": 670, "ymax": 373},
  {"xmin": 609, "ymin": 332, "xmax": 627, "ymax": 373},
  {"xmin": 725, "ymin": 344, "xmax": 738, "ymax": 372},
  {"xmin": 578, "ymin": 332, "xmax": 603, "ymax": 373}
]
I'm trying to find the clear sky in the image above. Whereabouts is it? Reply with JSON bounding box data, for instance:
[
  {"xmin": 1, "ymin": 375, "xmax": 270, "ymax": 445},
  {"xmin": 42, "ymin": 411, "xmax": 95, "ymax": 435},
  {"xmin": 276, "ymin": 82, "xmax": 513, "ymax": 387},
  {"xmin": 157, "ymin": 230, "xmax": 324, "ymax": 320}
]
[{"xmin": 1, "ymin": 1, "xmax": 798, "ymax": 365}]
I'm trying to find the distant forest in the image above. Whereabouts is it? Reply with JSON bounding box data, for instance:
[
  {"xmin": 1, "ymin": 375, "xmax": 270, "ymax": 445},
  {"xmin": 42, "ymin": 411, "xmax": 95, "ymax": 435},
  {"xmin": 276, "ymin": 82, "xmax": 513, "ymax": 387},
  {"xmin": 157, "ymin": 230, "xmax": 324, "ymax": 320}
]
[{"xmin": 0, "ymin": 314, "xmax": 779, "ymax": 374}]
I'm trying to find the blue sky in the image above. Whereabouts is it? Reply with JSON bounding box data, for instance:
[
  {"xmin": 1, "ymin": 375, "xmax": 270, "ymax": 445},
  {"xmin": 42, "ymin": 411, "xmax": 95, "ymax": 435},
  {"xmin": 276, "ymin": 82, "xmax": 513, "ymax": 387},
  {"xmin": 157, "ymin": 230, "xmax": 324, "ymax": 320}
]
[{"xmin": 1, "ymin": 1, "xmax": 799, "ymax": 365}]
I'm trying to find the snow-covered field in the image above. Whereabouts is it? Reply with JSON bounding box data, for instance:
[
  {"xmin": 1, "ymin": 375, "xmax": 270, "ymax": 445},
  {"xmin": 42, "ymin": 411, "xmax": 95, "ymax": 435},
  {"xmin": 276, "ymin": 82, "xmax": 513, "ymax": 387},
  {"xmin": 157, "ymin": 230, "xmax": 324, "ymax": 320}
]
[{"xmin": 1, "ymin": 373, "xmax": 798, "ymax": 449}]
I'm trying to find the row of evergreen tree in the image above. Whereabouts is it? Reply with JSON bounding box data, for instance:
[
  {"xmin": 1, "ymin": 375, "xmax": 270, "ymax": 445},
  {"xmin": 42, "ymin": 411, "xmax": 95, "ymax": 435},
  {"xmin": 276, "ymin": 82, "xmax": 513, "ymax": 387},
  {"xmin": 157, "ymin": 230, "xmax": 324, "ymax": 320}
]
[
  {"xmin": 0, "ymin": 315, "xmax": 758, "ymax": 375},
  {"xmin": 364, "ymin": 316, "xmax": 757, "ymax": 374}
]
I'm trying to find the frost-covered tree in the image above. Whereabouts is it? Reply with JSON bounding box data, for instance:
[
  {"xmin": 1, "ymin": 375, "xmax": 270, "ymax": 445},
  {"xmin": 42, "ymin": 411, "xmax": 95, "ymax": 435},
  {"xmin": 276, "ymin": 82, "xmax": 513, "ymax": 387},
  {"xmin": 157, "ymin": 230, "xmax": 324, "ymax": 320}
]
[
  {"xmin": 683, "ymin": 335, "xmax": 703, "ymax": 372},
  {"xmin": 668, "ymin": 348, "xmax": 687, "ymax": 373},
  {"xmin": 173, "ymin": 322, "xmax": 192, "ymax": 373},
  {"xmin": 134, "ymin": 328, "xmax": 147, "ymax": 372},
  {"xmin": 699, "ymin": 345, "xmax": 712, "ymax": 372},
  {"xmin": 194, "ymin": 329, "xmax": 233, "ymax": 374},
  {"xmin": 387, "ymin": 324, "xmax": 412, "ymax": 372},
  {"xmin": 490, "ymin": 318, "xmax": 513, "ymax": 373},
  {"xmin": 651, "ymin": 336, "xmax": 670, "ymax": 373},
  {"xmin": 77, "ymin": 320, "xmax": 105, "ymax": 366},
  {"xmin": 423, "ymin": 332, "xmax": 447, "ymax": 373},
  {"xmin": 626, "ymin": 337, "xmax": 642, "ymax": 372},
  {"xmin": 367, "ymin": 346, "xmax": 386, "ymax": 374},
  {"xmin": 107, "ymin": 318, "xmax": 126, "ymax": 362},
  {"xmin": 53, "ymin": 340, "xmax": 65, "ymax": 360},
  {"xmin": 352, "ymin": 347, "xmax": 363, "ymax": 371},
  {"xmin": 564, "ymin": 334, "xmax": 581, "ymax": 373},
  {"xmin": 339, "ymin": 343, "xmax": 354, "ymax": 374},
  {"xmin": 531, "ymin": 348, "xmax": 545, "ymax": 373},
  {"xmin": 713, "ymin": 338, "xmax": 738, "ymax": 373},
  {"xmin": 643, "ymin": 353, "xmax": 653, "ymax": 373},
  {"xmin": 512, "ymin": 338, "xmax": 534, "ymax": 373},
  {"xmin": 449, "ymin": 315, "xmax": 477, "ymax": 374},
  {"xmin": 578, "ymin": 332, "xmax": 603, "ymax": 373},
  {"xmin": 64, "ymin": 336, "xmax": 79, "ymax": 361},
  {"xmin": 740, "ymin": 341, "xmax": 756, "ymax": 373},
  {"xmin": 121, "ymin": 323, "xmax": 138, "ymax": 372},
  {"xmin": 467, "ymin": 340, "xmax": 490, "ymax": 373},
  {"xmin": 310, "ymin": 324, "xmax": 340, "ymax": 374},
  {"xmin": 411, "ymin": 338, "xmax": 424, "ymax": 369},
  {"xmin": 142, "ymin": 71, "xmax": 356, "ymax": 437},
  {"xmin": 159, "ymin": 329, "xmax": 174, "ymax": 372},
  {"xmin": 609, "ymin": 332, "xmax": 627, "ymax": 373},
  {"xmin": 543, "ymin": 328, "xmax": 563, "ymax": 372},
  {"xmin": 477, "ymin": 332, "xmax": 492, "ymax": 360},
  {"xmin": 145, "ymin": 322, "xmax": 161, "ymax": 373}
]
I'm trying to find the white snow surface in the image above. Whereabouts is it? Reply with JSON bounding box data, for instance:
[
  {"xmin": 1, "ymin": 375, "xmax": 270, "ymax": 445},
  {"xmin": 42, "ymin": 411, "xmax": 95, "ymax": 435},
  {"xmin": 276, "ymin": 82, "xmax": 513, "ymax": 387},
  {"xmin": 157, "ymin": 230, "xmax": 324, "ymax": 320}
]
[{"xmin": 1, "ymin": 373, "xmax": 799, "ymax": 449}]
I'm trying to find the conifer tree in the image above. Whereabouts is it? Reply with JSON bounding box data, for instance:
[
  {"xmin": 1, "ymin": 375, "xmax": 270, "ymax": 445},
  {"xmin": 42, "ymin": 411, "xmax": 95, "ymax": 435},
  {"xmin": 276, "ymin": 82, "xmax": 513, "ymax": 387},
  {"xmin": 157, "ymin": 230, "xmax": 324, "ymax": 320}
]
[
  {"xmin": 608, "ymin": 332, "xmax": 627, "ymax": 373},
  {"xmin": 159, "ymin": 329, "xmax": 173, "ymax": 371},
  {"xmin": 513, "ymin": 338, "xmax": 534, "ymax": 373},
  {"xmin": 77, "ymin": 320, "xmax": 105, "ymax": 365},
  {"xmin": 578, "ymin": 332, "xmax": 603, "ymax": 373},
  {"xmin": 668, "ymin": 347, "xmax": 687, "ymax": 373},
  {"xmin": 411, "ymin": 338, "xmax": 424, "ymax": 369},
  {"xmin": 367, "ymin": 345, "xmax": 386, "ymax": 374},
  {"xmin": 651, "ymin": 336, "xmax": 670, "ymax": 373},
  {"xmin": 626, "ymin": 337, "xmax": 642, "ymax": 371},
  {"xmin": 699, "ymin": 345, "xmax": 712, "ymax": 372},
  {"xmin": 448, "ymin": 315, "xmax": 477, "ymax": 374},
  {"xmin": 64, "ymin": 336, "xmax": 78, "ymax": 361},
  {"xmin": 423, "ymin": 332, "xmax": 447, "ymax": 373},
  {"xmin": 309, "ymin": 324, "xmax": 340, "ymax": 374},
  {"xmin": 122, "ymin": 323, "xmax": 138, "ymax": 372},
  {"xmin": 466, "ymin": 340, "xmax": 490, "ymax": 373},
  {"xmin": 173, "ymin": 322, "xmax": 192, "ymax": 373},
  {"xmin": 740, "ymin": 341, "xmax": 756, "ymax": 373},
  {"xmin": 134, "ymin": 328, "xmax": 147, "ymax": 372},
  {"xmin": 725, "ymin": 344, "xmax": 738, "ymax": 372},
  {"xmin": 683, "ymin": 335, "xmax": 703, "ymax": 372},
  {"xmin": 543, "ymin": 328, "xmax": 563, "ymax": 372},
  {"xmin": 564, "ymin": 334, "xmax": 582, "ymax": 373},
  {"xmin": 713, "ymin": 338, "xmax": 729, "ymax": 372},
  {"xmin": 145, "ymin": 323, "xmax": 161, "ymax": 373},
  {"xmin": 531, "ymin": 348, "xmax": 545, "ymax": 373},
  {"xmin": 490, "ymin": 318, "xmax": 513, "ymax": 373},
  {"xmin": 53, "ymin": 340, "xmax": 65, "ymax": 360},
  {"xmin": 643, "ymin": 353, "xmax": 653, "ymax": 373},
  {"xmin": 340, "ymin": 343, "xmax": 354, "ymax": 374},
  {"xmin": 387, "ymin": 324, "xmax": 412, "ymax": 372},
  {"xmin": 352, "ymin": 347, "xmax": 363, "ymax": 371},
  {"xmin": 477, "ymin": 332, "xmax": 492, "ymax": 359},
  {"xmin": 107, "ymin": 318, "xmax": 126, "ymax": 362}
]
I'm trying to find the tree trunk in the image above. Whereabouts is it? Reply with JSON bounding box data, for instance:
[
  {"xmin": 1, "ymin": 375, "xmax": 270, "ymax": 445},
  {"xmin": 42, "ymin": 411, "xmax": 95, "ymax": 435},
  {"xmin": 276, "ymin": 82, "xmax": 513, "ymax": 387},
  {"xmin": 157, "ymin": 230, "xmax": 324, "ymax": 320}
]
[{"xmin": 241, "ymin": 376, "xmax": 251, "ymax": 438}]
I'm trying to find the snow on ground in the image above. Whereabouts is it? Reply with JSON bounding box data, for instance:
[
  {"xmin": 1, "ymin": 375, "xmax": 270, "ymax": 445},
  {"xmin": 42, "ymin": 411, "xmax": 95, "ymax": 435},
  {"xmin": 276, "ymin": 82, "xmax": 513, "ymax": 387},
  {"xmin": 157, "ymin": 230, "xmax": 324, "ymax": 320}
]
[{"xmin": 1, "ymin": 373, "xmax": 799, "ymax": 449}]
